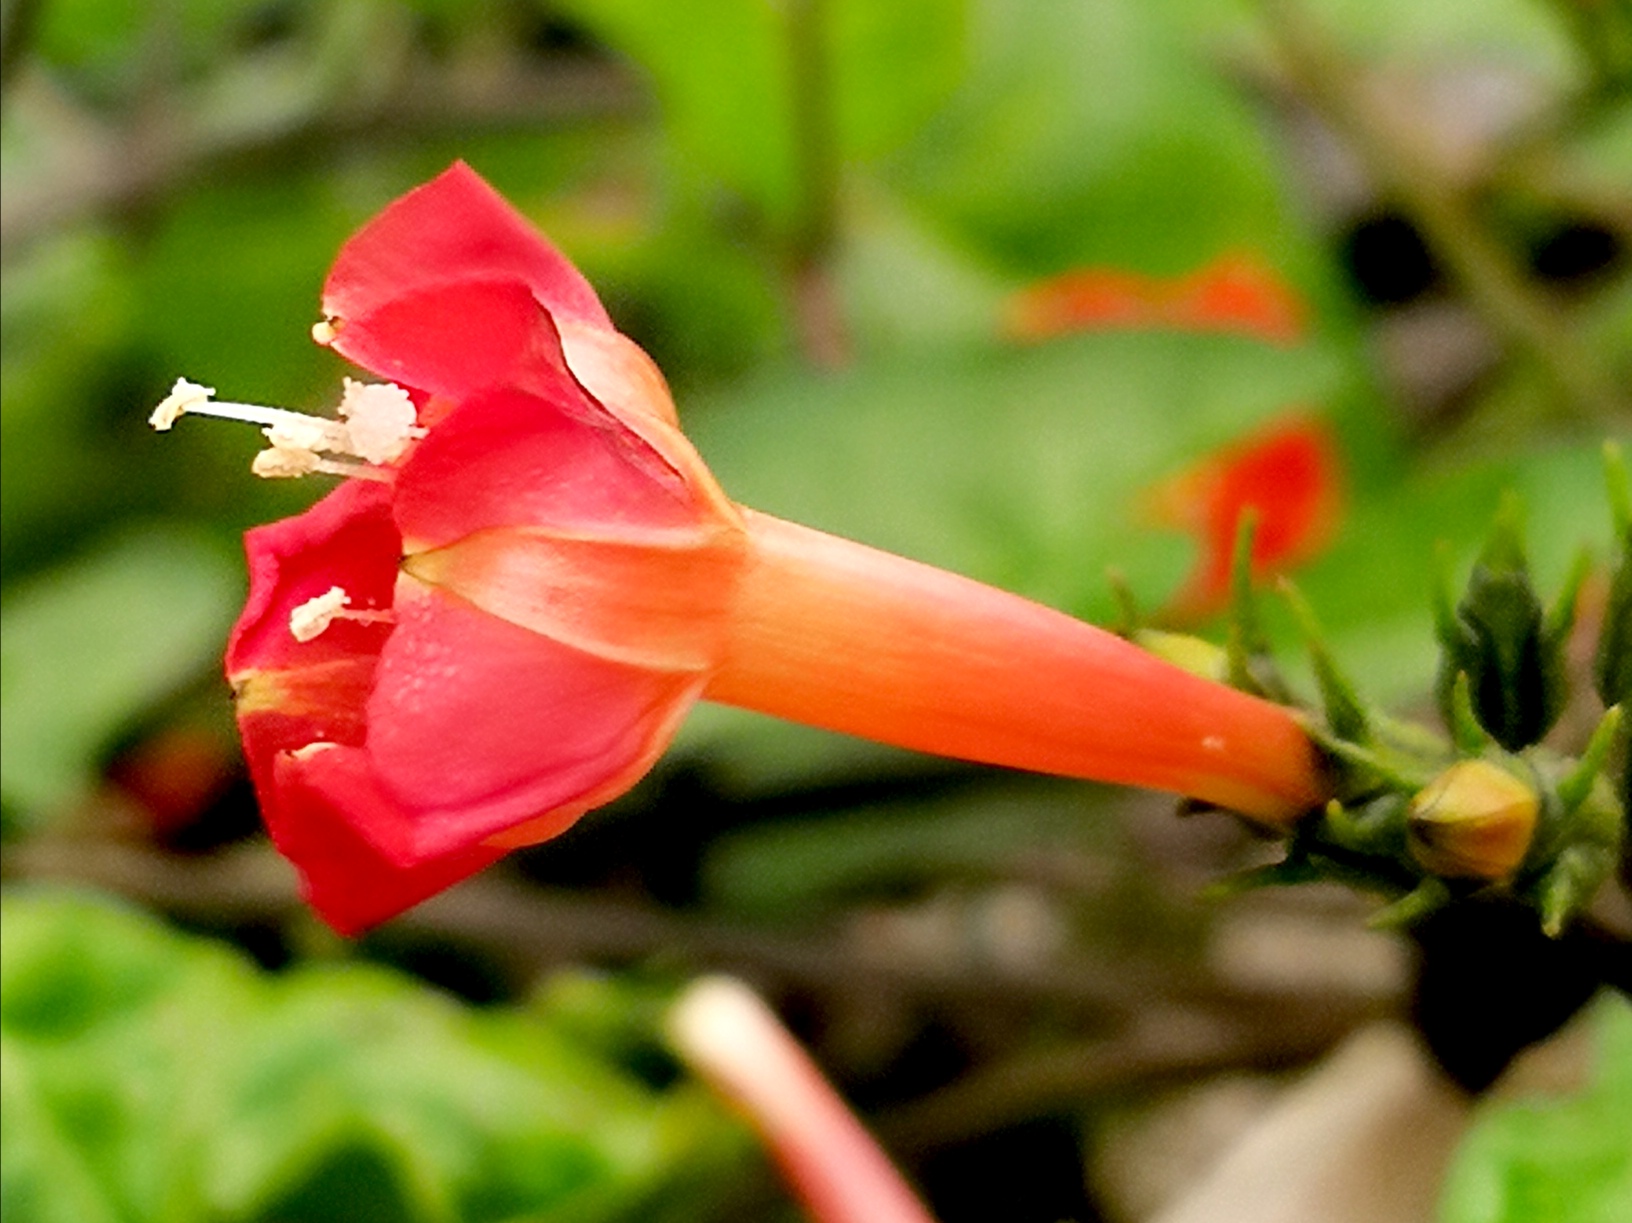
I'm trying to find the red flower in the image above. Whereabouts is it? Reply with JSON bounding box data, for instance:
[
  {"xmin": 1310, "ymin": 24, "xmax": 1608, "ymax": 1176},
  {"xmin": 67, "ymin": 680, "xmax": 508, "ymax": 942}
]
[
  {"xmin": 1004, "ymin": 253, "xmax": 1306, "ymax": 346},
  {"xmin": 1142, "ymin": 415, "xmax": 1345, "ymax": 618},
  {"xmin": 173, "ymin": 164, "xmax": 1326, "ymax": 934}
]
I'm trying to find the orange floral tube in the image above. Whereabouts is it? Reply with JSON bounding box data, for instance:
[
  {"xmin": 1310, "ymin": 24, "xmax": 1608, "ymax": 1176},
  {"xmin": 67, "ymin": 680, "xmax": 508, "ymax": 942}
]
[{"xmin": 709, "ymin": 511, "xmax": 1324, "ymax": 823}]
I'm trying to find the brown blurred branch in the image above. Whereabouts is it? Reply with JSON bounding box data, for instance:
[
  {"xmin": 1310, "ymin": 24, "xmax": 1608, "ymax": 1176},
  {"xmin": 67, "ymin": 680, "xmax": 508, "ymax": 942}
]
[
  {"xmin": 876, "ymin": 997, "xmax": 1389, "ymax": 1153},
  {"xmin": 1257, "ymin": 0, "xmax": 1629, "ymax": 428},
  {"xmin": 0, "ymin": 53, "xmax": 639, "ymax": 254},
  {"xmin": 0, "ymin": 0, "xmax": 44, "ymax": 97},
  {"xmin": 8, "ymin": 832, "xmax": 1401, "ymax": 1018},
  {"xmin": 4, "ymin": 835, "xmax": 1174, "ymax": 1013}
]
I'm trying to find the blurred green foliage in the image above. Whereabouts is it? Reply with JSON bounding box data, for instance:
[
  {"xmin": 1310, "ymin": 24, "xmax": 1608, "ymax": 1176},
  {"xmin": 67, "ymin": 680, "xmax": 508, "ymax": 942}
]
[
  {"xmin": 0, "ymin": 528, "xmax": 239, "ymax": 820},
  {"xmin": 0, "ymin": 890, "xmax": 758, "ymax": 1223},
  {"xmin": 1439, "ymin": 993, "xmax": 1632, "ymax": 1223}
]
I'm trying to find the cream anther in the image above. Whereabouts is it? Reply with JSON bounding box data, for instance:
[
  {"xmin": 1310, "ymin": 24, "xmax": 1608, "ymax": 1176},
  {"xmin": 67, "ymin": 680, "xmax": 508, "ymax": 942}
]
[
  {"xmin": 263, "ymin": 416, "xmax": 350, "ymax": 454},
  {"xmin": 148, "ymin": 374, "xmax": 420, "ymax": 482},
  {"xmin": 338, "ymin": 379, "xmax": 424, "ymax": 464},
  {"xmin": 311, "ymin": 319, "xmax": 339, "ymax": 345},
  {"xmin": 288, "ymin": 586, "xmax": 393, "ymax": 642},
  {"xmin": 289, "ymin": 587, "xmax": 353, "ymax": 641},
  {"xmin": 149, "ymin": 378, "xmax": 216, "ymax": 430},
  {"xmin": 252, "ymin": 447, "xmax": 322, "ymax": 479}
]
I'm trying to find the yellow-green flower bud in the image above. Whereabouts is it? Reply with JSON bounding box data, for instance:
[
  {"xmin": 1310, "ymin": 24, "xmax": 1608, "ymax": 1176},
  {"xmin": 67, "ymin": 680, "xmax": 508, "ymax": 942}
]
[
  {"xmin": 1134, "ymin": 629, "xmax": 1230, "ymax": 683},
  {"xmin": 1407, "ymin": 759, "xmax": 1539, "ymax": 880}
]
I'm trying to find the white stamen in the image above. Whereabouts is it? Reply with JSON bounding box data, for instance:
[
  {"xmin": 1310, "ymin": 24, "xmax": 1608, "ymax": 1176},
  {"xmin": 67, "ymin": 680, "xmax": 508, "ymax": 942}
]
[
  {"xmin": 337, "ymin": 378, "xmax": 424, "ymax": 464},
  {"xmin": 152, "ymin": 386, "xmax": 341, "ymax": 435},
  {"xmin": 289, "ymin": 587, "xmax": 353, "ymax": 641},
  {"xmin": 149, "ymin": 378, "xmax": 215, "ymax": 430},
  {"xmin": 311, "ymin": 319, "xmax": 339, "ymax": 345},
  {"xmin": 263, "ymin": 416, "xmax": 350, "ymax": 454},
  {"xmin": 288, "ymin": 586, "xmax": 393, "ymax": 642},
  {"xmin": 252, "ymin": 448, "xmax": 394, "ymax": 483},
  {"xmin": 252, "ymin": 446, "xmax": 322, "ymax": 479},
  {"xmin": 149, "ymin": 374, "xmax": 420, "ymax": 482}
]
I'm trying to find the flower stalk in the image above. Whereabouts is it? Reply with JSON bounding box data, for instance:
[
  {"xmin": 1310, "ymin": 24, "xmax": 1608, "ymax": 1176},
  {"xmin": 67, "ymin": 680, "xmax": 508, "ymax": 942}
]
[{"xmin": 668, "ymin": 976, "xmax": 939, "ymax": 1223}]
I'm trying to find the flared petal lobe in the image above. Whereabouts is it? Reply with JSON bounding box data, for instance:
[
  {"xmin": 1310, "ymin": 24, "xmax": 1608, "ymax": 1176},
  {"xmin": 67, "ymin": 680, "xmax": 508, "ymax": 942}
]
[
  {"xmin": 322, "ymin": 161, "xmax": 612, "ymax": 334},
  {"xmin": 228, "ymin": 479, "xmax": 400, "ymax": 775},
  {"xmin": 228, "ymin": 189, "xmax": 750, "ymax": 933},
  {"xmin": 269, "ymin": 747, "xmax": 507, "ymax": 937}
]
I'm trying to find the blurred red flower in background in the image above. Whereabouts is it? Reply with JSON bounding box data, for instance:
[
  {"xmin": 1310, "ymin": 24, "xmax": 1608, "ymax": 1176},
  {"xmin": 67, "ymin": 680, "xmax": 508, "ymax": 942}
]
[
  {"xmin": 1004, "ymin": 253, "xmax": 1307, "ymax": 346},
  {"xmin": 1142, "ymin": 415, "xmax": 1345, "ymax": 619}
]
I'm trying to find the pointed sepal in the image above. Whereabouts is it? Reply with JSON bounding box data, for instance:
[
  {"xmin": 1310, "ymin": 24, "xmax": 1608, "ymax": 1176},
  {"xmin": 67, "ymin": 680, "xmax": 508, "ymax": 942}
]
[
  {"xmin": 1595, "ymin": 443, "xmax": 1631, "ymax": 710},
  {"xmin": 1368, "ymin": 877, "xmax": 1453, "ymax": 929},
  {"xmin": 1447, "ymin": 671, "xmax": 1494, "ymax": 756},
  {"xmin": 1536, "ymin": 842, "xmax": 1619, "ymax": 938},
  {"xmin": 1224, "ymin": 512, "xmax": 1290, "ymax": 701},
  {"xmin": 1280, "ymin": 578, "xmax": 1369, "ymax": 742},
  {"xmin": 1435, "ymin": 496, "xmax": 1567, "ymax": 751}
]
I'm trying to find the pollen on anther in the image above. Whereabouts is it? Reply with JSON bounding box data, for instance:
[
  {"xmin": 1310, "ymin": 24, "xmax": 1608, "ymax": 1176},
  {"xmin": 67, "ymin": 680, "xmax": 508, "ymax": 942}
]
[
  {"xmin": 149, "ymin": 378, "xmax": 215, "ymax": 431},
  {"xmin": 253, "ymin": 446, "xmax": 322, "ymax": 479},
  {"xmin": 338, "ymin": 379, "xmax": 424, "ymax": 464},
  {"xmin": 290, "ymin": 587, "xmax": 353, "ymax": 642},
  {"xmin": 287, "ymin": 584, "xmax": 394, "ymax": 640}
]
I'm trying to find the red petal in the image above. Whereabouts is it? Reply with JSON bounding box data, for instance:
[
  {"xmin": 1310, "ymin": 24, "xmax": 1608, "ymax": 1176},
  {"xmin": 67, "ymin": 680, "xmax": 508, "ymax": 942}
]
[
  {"xmin": 1145, "ymin": 416, "xmax": 1344, "ymax": 617},
  {"xmin": 1169, "ymin": 254, "xmax": 1306, "ymax": 345},
  {"xmin": 360, "ymin": 577, "xmax": 703, "ymax": 861},
  {"xmin": 266, "ymin": 746, "xmax": 506, "ymax": 936},
  {"xmin": 322, "ymin": 161, "xmax": 611, "ymax": 333},
  {"xmin": 326, "ymin": 278, "xmax": 567, "ymax": 405},
  {"xmin": 227, "ymin": 479, "xmax": 400, "ymax": 679},
  {"xmin": 1004, "ymin": 269, "xmax": 1156, "ymax": 340},
  {"xmin": 393, "ymin": 376, "xmax": 699, "ymax": 553},
  {"xmin": 228, "ymin": 480, "xmax": 400, "ymax": 798},
  {"xmin": 1004, "ymin": 254, "xmax": 1306, "ymax": 346}
]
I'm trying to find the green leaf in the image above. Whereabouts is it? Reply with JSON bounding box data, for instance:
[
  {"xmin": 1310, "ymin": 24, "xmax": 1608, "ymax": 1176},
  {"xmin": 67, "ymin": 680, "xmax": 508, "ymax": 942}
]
[
  {"xmin": 687, "ymin": 333, "xmax": 1356, "ymax": 621},
  {"xmin": 0, "ymin": 890, "xmax": 757, "ymax": 1223},
  {"xmin": 0, "ymin": 529, "xmax": 240, "ymax": 821},
  {"xmin": 558, "ymin": 0, "xmax": 967, "ymax": 226},
  {"xmin": 1438, "ymin": 994, "xmax": 1632, "ymax": 1223},
  {"xmin": 886, "ymin": 0, "xmax": 1316, "ymax": 280}
]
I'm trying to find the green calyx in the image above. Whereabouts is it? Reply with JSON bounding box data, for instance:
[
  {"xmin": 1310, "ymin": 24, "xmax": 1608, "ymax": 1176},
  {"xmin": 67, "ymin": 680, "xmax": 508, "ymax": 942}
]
[{"xmin": 1178, "ymin": 452, "xmax": 1631, "ymax": 938}]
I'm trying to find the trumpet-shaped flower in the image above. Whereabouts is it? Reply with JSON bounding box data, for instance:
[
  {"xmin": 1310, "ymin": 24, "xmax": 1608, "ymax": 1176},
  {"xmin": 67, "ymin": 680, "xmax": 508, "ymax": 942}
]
[{"xmin": 159, "ymin": 163, "xmax": 1326, "ymax": 934}]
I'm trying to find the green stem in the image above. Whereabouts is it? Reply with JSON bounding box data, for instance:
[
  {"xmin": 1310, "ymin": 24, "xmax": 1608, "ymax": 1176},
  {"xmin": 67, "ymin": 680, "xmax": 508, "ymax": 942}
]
[{"xmin": 784, "ymin": 0, "xmax": 848, "ymax": 368}]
